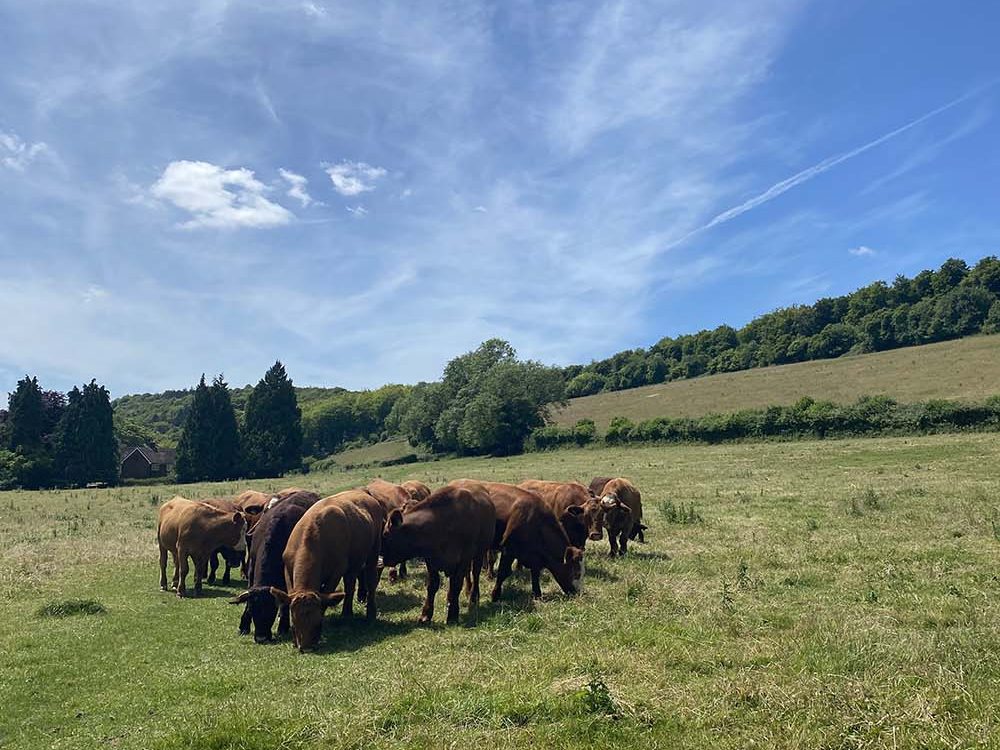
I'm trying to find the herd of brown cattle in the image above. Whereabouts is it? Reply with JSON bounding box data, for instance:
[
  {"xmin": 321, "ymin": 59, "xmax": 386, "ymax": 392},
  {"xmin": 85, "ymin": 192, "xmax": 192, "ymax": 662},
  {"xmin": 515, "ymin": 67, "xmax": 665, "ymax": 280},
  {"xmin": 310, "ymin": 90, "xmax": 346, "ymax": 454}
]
[{"xmin": 156, "ymin": 477, "xmax": 645, "ymax": 651}]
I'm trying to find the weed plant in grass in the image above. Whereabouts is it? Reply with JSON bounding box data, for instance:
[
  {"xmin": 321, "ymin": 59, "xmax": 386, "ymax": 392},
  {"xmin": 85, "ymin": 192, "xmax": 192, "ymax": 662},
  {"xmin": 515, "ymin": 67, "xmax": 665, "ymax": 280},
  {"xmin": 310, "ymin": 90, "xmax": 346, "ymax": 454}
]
[{"xmin": 2, "ymin": 433, "xmax": 1000, "ymax": 748}]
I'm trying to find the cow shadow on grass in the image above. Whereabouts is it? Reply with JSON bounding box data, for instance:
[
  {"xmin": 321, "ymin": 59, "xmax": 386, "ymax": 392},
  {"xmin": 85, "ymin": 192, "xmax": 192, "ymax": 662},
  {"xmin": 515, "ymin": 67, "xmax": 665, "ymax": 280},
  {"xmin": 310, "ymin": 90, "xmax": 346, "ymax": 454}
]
[
  {"xmin": 582, "ymin": 562, "xmax": 620, "ymax": 582},
  {"xmin": 312, "ymin": 615, "xmax": 421, "ymax": 654},
  {"xmin": 373, "ymin": 588, "xmax": 425, "ymax": 614}
]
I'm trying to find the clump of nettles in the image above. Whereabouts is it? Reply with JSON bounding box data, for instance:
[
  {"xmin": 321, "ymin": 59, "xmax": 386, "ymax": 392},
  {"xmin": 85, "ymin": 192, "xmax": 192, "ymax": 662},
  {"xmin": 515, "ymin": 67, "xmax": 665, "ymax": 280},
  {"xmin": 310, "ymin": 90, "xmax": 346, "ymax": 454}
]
[
  {"xmin": 660, "ymin": 500, "xmax": 703, "ymax": 524},
  {"xmin": 37, "ymin": 599, "xmax": 107, "ymax": 618},
  {"xmin": 577, "ymin": 678, "xmax": 621, "ymax": 718}
]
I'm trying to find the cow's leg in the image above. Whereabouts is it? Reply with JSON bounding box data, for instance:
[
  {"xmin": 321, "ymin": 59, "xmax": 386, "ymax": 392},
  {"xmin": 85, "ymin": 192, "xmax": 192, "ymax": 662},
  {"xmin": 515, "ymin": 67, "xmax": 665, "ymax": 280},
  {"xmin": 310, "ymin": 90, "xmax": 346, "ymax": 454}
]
[
  {"xmin": 364, "ymin": 551, "xmax": 379, "ymax": 621},
  {"xmin": 490, "ymin": 550, "xmax": 515, "ymax": 602},
  {"xmin": 207, "ymin": 551, "xmax": 218, "ymax": 584},
  {"xmin": 420, "ymin": 568, "xmax": 441, "ymax": 623},
  {"xmin": 176, "ymin": 547, "xmax": 189, "ymax": 597},
  {"xmin": 398, "ymin": 560, "xmax": 408, "ymax": 579},
  {"xmin": 194, "ymin": 555, "xmax": 209, "ymax": 596},
  {"xmin": 222, "ymin": 558, "xmax": 233, "ymax": 585},
  {"xmin": 277, "ymin": 601, "xmax": 290, "ymax": 637},
  {"xmin": 447, "ymin": 562, "xmax": 470, "ymax": 625},
  {"xmin": 342, "ymin": 574, "xmax": 356, "ymax": 617},
  {"xmin": 170, "ymin": 549, "xmax": 180, "ymax": 590},
  {"xmin": 608, "ymin": 534, "xmax": 619, "ymax": 558},
  {"xmin": 530, "ymin": 567, "xmax": 543, "ymax": 599},
  {"xmin": 485, "ymin": 549, "xmax": 497, "ymax": 580},
  {"xmin": 469, "ymin": 554, "xmax": 483, "ymax": 621},
  {"xmin": 618, "ymin": 531, "xmax": 629, "ymax": 557},
  {"xmin": 357, "ymin": 571, "xmax": 368, "ymax": 604},
  {"xmin": 159, "ymin": 545, "xmax": 168, "ymax": 591}
]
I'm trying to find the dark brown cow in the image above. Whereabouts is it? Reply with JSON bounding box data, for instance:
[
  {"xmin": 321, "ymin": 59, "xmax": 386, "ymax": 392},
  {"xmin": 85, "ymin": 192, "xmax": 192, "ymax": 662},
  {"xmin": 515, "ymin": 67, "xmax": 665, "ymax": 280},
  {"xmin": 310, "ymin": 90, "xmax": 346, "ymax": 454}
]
[
  {"xmin": 381, "ymin": 484, "xmax": 495, "ymax": 625},
  {"xmin": 157, "ymin": 497, "xmax": 247, "ymax": 597},
  {"xmin": 400, "ymin": 480, "xmax": 431, "ymax": 504},
  {"xmin": 592, "ymin": 478, "xmax": 644, "ymax": 556},
  {"xmin": 517, "ymin": 480, "xmax": 597, "ymax": 549},
  {"xmin": 491, "ymin": 492, "xmax": 584, "ymax": 600},
  {"xmin": 230, "ymin": 500, "xmax": 309, "ymax": 643},
  {"xmin": 269, "ymin": 487, "xmax": 322, "ymax": 510},
  {"xmin": 448, "ymin": 479, "xmax": 534, "ymax": 578},
  {"xmin": 272, "ymin": 490, "xmax": 385, "ymax": 651}
]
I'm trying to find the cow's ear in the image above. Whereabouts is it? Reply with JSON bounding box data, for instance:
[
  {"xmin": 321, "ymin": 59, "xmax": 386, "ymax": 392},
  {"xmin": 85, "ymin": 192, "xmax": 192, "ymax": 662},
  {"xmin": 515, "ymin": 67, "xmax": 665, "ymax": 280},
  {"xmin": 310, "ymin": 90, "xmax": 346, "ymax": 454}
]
[
  {"xmin": 563, "ymin": 547, "xmax": 582, "ymax": 564},
  {"xmin": 565, "ymin": 505, "xmax": 584, "ymax": 517},
  {"xmin": 268, "ymin": 587, "xmax": 290, "ymax": 605},
  {"xmin": 230, "ymin": 590, "xmax": 251, "ymax": 605},
  {"xmin": 320, "ymin": 591, "xmax": 346, "ymax": 607},
  {"xmin": 387, "ymin": 509, "xmax": 404, "ymax": 529}
]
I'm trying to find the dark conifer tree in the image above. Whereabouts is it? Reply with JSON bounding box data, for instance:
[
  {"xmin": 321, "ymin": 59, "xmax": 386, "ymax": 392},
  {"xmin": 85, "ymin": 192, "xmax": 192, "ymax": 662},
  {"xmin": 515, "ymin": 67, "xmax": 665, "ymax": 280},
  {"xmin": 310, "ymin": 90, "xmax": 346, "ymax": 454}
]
[
  {"xmin": 242, "ymin": 361, "xmax": 302, "ymax": 478},
  {"xmin": 54, "ymin": 381, "xmax": 118, "ymax": 486},
  {"xmin": 6, "ymin": 375, "xmax": 44, "ymax": 452},
  {"xmin": 207, "ymin": 375, "xmax": 241, "ymax": 480},
  {"xmin": 175, "ymin": 375, "xmax": 213, "ymax": 483}
]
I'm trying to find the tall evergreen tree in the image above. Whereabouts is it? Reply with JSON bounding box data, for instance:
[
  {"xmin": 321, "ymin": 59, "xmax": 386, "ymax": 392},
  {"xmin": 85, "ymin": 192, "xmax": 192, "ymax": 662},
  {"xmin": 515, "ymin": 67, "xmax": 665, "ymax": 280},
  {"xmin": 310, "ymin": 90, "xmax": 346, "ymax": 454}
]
[
  {"xmin": 175, "ymin": 375, "xmax": 213, "ymax": 483},
  {"xmin": 54, "ymin": 381, "xmax": 119, "ymax": 486},
  {"xmin": 6, "ymin": 375, "xmax": 44, "ymax": 452},
  {"xmin": 207, "ymin": 375, "xmax": 241, "ymax": 480},
  {"xmin": 242, "ymin": 361, "xmax": 302, "ymax": 478}
]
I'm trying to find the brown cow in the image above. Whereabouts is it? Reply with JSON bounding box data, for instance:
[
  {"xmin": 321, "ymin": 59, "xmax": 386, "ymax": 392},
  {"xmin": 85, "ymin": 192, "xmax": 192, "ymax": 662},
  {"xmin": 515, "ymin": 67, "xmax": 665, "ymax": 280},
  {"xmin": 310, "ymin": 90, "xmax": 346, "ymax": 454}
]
[
  {"xmin": 271, "ymin": 490, "xmax": 385, "ymax": 651},
  {"xmin": 157, "ymin": 497, "xmax": 247, "ymax": 597},
  {"xmin": 592, "ymin": 478, "xmax": 644, "ymax": 556},
  {"xmin": 234, "ymin": 490, "xmax": 271, "ymax": 515},
  {"xmin": 491, "ymin": 492, "xmax": 585, "ymax": 600},
  {"xmin": 381, "ymin": 484, "xmax": 495, "ymax": 625},
  {"xmin": 448, "ymin": 479, "xmax": 534, "ymax": 578},
  {"xmin": 400, "ymin": 480, "xmax": 431, "ymax": 504},
  {"xmin": 517, "ymin": 480, "xmax": 597, "ymax": 549},
  {"xmin": 364, "ymin": 479, "xmax": 415, "ymax": 582},
  {"xmin": 198, "ymin": 497, "xmax": 248, "ymax": 584}
]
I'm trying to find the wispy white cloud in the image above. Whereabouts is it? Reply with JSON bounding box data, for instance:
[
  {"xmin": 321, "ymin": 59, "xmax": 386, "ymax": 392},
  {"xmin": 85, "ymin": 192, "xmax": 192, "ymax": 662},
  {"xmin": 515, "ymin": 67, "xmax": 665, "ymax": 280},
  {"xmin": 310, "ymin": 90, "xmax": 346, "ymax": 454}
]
[
  {"xmin": 346, "ymin": 205, "xmax": 368, "ymax": 217},
  {"xmin": 0, "ymin": 131, "xmax": 50, "ymax": 171},
  {"xmin": 325, "ymin": 161, "xmax": 387, "ymax": 196},
  {"xmin": 151, "ymin": 160, "xmax": 294, "ymax": 229},
  {"xmin": 848, "ymin": 245, "xmax": 876, "ymax": 257},
  {"xmin": 278, "ymin": 168, "xmax": 314, "ymax": 207},
  {"xmin": 664, "ymin": 87, "xmax": 991, "ymax": 250}
]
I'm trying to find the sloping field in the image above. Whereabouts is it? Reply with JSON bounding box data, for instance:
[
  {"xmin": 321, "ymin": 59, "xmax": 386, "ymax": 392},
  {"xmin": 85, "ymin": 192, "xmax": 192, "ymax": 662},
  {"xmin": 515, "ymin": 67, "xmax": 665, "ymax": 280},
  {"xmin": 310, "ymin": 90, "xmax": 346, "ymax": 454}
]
[
  {"xmin": 554, "ymin": 335, "xmax": 1000, "ymax": 430},
  {"xmin": 3, "ymin": 434, "xmax": 1000, "ymax": 748}
]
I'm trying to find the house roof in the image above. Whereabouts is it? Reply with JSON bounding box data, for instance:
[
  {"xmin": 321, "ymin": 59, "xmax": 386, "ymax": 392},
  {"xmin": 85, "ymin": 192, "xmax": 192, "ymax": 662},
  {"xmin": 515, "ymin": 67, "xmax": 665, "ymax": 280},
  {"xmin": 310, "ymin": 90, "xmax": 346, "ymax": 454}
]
[{"xmin": 121, "ymin": 446, "xmax": 177, "ymax": 465}]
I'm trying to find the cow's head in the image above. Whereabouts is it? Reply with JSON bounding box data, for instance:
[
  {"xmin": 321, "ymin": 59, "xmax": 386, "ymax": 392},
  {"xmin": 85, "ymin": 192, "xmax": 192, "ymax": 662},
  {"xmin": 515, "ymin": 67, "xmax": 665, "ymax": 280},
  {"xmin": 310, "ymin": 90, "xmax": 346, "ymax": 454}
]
[
  {"xmin": 269, "ymin": 588, "xmax": 345, "ymax": 651},
  {"xmin": 381, "ymin": 509, "xmax": 409, "ymax": 566},
  {"xmin": 230, "ymin": 587, "xmax": 280, "ymax": 643},
  {"xmin": 559, "ymin": 505, "xmax": 589, "ymax": 548},
  {"xmin": 593, "ymin": 493, "xmax": 631, "ymax": 538},
  {"xmin": 553, "ymin": 546, "xmax": 585, "ymax": 595}
]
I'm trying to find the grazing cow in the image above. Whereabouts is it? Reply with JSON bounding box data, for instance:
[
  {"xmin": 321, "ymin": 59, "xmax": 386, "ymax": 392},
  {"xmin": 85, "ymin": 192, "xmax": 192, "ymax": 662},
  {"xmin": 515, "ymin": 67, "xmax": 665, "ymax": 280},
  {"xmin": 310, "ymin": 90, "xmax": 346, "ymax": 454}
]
[
  {"xmin": 234, "ymin": 490, "xmax": 271, "ymax": 516},
  {"xmin": 517, "ymin": 480, "xmax": 597, "ymax": 549},
  {"xmin": 381, "ymin": 484, "xmax": 495, "ymax": 625},
  {"xmin": 157, "ymin": 497, "xmax": 247, "ymax": 597},
  {"xmin": 592, "ymin": 478, "xmax": 644, "ymax": 556},
  {"xmin": 448, "ymin": 479, "xmax": 535, "ymax": 578},
  {"xmin": 272, "ymin": 490, "xmax": 385, "ymax": 651},
  {"xmin": 400, "ymin": 480, "xmax": 431, "ymax": 504},
  {"xmin": 230, "ymin": 501, "xmax": 308, "ymax": 643},
  {"xmin": 198, "ymin": 498, "xmax": 248, "ymax": 584},
  {"xmin": 364, "ymin": 479, "xmax": 416, "ymax": 582},
  {"xmin": 269, "ymin": 488, "xmax": 322, "ymax": 510},
  {"xmin": 491, "ymin": 492, "xmax": 585, "ymax": 601}
]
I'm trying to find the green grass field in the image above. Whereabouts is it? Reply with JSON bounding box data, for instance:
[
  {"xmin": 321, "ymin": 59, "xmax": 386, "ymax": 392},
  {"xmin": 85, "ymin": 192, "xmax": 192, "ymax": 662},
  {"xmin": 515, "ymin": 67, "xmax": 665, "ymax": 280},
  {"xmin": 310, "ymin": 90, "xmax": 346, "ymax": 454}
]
[
  {"xmin": 554, "ymin": 334, "xmax": 1000, "ymax": 431},
  {"xmin": 3, "ymin": 434, "xmax": 1000, "ymax": 749}
]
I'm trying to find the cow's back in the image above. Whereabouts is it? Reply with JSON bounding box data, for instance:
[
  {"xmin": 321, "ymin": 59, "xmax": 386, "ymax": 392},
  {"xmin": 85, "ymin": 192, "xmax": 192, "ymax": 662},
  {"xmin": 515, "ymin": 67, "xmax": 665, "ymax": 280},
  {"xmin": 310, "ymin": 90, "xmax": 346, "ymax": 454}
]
[
  {"xmin": 365, "ymin": 479, "xmax": 411, "ymax": 513},
  {"xmin": 249, "ymin": 502, "xmax": 307, "ymax": 589}
]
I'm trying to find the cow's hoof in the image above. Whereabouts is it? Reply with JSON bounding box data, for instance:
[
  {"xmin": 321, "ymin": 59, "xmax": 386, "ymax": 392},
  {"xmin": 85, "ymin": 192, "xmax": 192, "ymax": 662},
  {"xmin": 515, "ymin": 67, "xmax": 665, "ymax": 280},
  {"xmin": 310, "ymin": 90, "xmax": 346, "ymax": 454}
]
[{"xmin": 418, "ymin": 614, "xmax": 432, "ymax": 624}]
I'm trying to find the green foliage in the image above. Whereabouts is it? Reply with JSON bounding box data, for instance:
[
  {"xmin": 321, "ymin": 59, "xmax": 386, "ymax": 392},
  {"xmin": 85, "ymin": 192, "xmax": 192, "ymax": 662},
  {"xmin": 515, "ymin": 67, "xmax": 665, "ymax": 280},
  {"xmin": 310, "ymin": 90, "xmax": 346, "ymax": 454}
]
[
  {"xmin": 565, "ymin": 256, "xmax": 1000, "ymax": 397},
  {"xmin": 54, "ymin": 381, "xmax": 119, "ymax": 487},
  {"xmin": 242, "ymin": 361, "xmax": 302, "ymax": 478},
  {"xmin": 598, "ymin": 393, "xmax": 1000, "ymax": 447},
  {"xmin": 175, "ymin": 375, "xmax": 241, "ymax": 483},
  {"xmin": 392, "ymin": 339, "xmax": 565, "ymax": 456},
  {"xmin": 301, "ymin": 384, "xmax": 409, "ymax": 457},
  {"xmin": 6, "ymin": 375, "xmax": 44, "ymax": 452},
  {"xmin": 526, "ymin": 419, "xmax": 597, "ymax": 451}
]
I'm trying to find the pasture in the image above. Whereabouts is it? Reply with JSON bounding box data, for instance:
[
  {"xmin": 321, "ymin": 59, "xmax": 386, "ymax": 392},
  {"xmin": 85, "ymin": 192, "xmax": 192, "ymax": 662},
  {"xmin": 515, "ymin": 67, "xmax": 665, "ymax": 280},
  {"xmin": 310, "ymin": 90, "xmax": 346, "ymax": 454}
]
[
  {"xmin": 554, "ymin": 334, "xmax": 1000, "ymax": 430},
  {"xmin": 2, "ymin": 433, "xmax": 1000, "ymax": 749}
]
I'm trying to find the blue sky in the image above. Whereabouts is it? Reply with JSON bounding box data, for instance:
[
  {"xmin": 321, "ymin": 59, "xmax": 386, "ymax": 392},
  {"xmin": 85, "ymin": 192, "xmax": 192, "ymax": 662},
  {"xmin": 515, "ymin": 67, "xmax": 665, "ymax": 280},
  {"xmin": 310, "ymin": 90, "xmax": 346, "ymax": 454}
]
[{"xmin": 1, "ymin": 1, "xmax": 997, "ymax": 398}]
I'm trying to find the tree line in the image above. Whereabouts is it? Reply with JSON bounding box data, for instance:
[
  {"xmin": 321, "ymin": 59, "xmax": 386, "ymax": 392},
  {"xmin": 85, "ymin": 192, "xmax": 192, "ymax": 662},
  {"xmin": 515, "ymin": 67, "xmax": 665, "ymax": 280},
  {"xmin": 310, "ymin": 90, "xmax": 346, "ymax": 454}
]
[{"xmin": 561, "ymin": 256, "xmax": 1000, "ymax": 397}]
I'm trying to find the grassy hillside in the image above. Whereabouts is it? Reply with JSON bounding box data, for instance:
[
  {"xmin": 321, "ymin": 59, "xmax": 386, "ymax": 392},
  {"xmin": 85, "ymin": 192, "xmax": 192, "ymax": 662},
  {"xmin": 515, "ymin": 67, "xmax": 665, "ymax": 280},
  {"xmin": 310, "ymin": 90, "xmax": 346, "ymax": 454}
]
[
  {"xmin": 3, "ymin": 434, "xmax": 1000, "ymax": 748},
  {"xmin": 554, "ymin": 334, "xmax": 1000, "ymax": 431}
]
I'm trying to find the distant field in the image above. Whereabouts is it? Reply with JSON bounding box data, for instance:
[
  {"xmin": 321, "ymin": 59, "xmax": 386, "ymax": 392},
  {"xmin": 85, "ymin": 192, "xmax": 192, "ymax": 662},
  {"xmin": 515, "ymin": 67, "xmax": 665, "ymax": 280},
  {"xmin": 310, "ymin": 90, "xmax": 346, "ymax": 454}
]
[
  {"xmin": 554, "ymin": 335, "xmax": 1000, "ymax": 431},
  {"xmin": 326, "ymin": 437, "xmax": 424, "ymax": 467},
  {"xmin": 3, "ymin": 434, "xmax": 1000, "ymax": 748}
]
